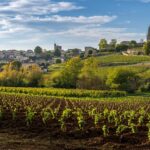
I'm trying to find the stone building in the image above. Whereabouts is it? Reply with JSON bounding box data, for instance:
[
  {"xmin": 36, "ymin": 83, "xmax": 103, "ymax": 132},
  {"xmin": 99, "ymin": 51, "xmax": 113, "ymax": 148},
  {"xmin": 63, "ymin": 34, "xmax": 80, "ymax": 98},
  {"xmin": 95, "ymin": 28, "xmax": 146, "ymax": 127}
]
[
  {"xmin": 54, "ymin": 43, "xmax": 62, "ymax": 51},
  {"xmin": 84, "ymin": 47, "xmax": 98, "ymax": 57}
]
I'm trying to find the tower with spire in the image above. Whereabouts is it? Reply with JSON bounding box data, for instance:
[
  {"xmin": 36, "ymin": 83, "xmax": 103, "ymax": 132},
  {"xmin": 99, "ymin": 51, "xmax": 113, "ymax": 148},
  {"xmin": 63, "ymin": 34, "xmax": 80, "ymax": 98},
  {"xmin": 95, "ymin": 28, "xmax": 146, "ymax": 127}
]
[{"xmin": 147, "ymin": 26, "xmax": 150, "ymax": 41}]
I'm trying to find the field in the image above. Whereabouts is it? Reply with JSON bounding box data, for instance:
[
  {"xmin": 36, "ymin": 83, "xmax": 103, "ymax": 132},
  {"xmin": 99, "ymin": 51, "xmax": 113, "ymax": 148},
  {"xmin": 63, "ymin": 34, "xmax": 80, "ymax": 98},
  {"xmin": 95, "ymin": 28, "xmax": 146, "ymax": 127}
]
[
  {"xmin": 0, "ymin": 87, "xmax": 126, "ymax": 98},
  {"xmin": 96, "ymin": 54, "xmax": 150, "ymax": 66},
  {"xmin": 48, "ymin": 54, "xmax": 150, "ymax": 71},
  {"xmin": 1, "ymin": 54, "xmax": 150, "ymax": 149},
  {"xmin": 48, "ymin": 54, "xmax": 150, "ymax": 80},
  {"xmin": 0, "ymin": 88, "xmax": 150, "ymax": 149}
]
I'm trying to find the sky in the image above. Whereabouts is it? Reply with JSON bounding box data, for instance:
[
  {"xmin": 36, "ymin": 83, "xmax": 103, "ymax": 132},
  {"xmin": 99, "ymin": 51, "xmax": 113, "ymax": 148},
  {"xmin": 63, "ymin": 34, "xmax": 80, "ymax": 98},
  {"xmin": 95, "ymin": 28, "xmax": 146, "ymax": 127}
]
[{"xmin": 0, "ymin": 0, "xmax": 150, "ymax": 50}]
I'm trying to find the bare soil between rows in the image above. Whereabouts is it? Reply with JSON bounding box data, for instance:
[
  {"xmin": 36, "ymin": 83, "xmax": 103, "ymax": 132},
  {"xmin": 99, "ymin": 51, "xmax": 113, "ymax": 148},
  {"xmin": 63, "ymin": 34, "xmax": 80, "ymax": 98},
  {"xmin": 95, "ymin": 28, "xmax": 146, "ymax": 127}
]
[{"xmin": 0, "ymin": 126, "xmax": 150, "ymax": 150}]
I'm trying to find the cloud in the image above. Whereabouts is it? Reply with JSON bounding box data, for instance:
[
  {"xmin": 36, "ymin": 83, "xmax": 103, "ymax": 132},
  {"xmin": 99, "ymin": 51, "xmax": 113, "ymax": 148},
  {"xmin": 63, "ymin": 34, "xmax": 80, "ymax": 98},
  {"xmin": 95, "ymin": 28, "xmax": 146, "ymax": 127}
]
[
  {"xmin": 0, "ymin": 13, "xmax": 117, "ymax": 37},
  {"xmin": 0, "ymin": 0, "xmax": 146, "ymax": 49},
  {"xmin": 53, "ymin": 25, "xmax": 145, "ymax": 41},
  {"xmin": 1, "ymin": 24, "xmax": 145, "ymax": 50},
  {"xmin": 36, "ymin": 15, "xmax": 117, "ymax": 24},
  {"xmin": 11, "ymin": 15, "xmax": 117, "ymax": 25},
  {"xmin": 0, "ymin": 0, "xmax": 83, "ymax": 14},
  {"xmin": 0, "ymin": 0, "xmax": 85, "ymax": 38}
]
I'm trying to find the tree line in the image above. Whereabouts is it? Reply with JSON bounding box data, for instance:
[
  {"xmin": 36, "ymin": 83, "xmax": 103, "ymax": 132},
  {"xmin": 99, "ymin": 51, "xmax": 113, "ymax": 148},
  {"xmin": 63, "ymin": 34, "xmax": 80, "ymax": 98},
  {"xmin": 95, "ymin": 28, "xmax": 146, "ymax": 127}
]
[
  {"xmin": 51, "ymin": 57, "xmax": 150, "ymax": 93},
  {"xmin": 0, "ymin": 61, "xmax": 42, "ymax": 87},
  {"xmin": 99, "ymin": 39, "xmax": 150, "ymax": 55},
  {"xmin": 0, "ymin": 55, "xmax": 150, "ymax": 93}
]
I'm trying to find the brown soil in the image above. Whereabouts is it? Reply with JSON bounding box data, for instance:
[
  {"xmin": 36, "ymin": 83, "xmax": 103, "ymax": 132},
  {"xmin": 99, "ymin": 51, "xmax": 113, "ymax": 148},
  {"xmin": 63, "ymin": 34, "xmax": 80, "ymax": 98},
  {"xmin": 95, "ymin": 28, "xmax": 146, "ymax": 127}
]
[
  {"xmin": 0, "ymin": 112, "xmax": 150, "ymax": 150},
  {"xmin": 0, "ymin": 95, "xmax": 150, "ymax": 150},
  {"xmin": 0, "ymin": 127, "xmax": 150, "ymax": 150}
]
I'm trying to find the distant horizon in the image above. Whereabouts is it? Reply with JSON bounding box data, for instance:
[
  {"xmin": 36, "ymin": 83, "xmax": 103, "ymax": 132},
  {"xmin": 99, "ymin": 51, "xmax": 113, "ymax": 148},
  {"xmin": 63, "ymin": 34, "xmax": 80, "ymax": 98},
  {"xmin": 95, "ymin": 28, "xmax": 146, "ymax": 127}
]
[
  {"xmin": 0, "ymin": 38, "xmax": 147, "ymax": 51},
  {"xmin": 0, "ymin": 0, "xmax": 150, "ymax": 50}
]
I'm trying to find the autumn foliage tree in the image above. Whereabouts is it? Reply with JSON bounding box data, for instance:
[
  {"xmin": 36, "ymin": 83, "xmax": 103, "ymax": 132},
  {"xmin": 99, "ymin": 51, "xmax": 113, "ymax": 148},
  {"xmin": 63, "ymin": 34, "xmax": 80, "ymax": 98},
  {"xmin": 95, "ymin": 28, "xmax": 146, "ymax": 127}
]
[
  {"xmin": 22, "ymin": 64, "xmax": 42, "ymax": 87},
  {"xmin": 0, "ymin": 61, "xmax": 42, "ymax": 87}
]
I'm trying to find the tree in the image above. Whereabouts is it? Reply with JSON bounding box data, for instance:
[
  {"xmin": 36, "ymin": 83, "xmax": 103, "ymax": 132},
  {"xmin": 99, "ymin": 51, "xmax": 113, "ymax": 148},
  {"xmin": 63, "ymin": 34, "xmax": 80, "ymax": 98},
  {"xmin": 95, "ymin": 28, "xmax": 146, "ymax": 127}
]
[
  {"xmin": 10, "ymin": 61, "xmax": 22, "ymax": 71},
  {"xmin": 115, "ymin": 44, "xmax": 128, "ymax": 52},
  {"xmin": 0, "ymin": 70, "xmax": 24, "ymax": 87},
  {"xmin": 56, "ymin": 59, "xmax": 62, "ymax": 64},
  {"xmin": 110, "ymin": 39, "xmax": 117, "ymax": 49},
  {"xmin": 106, "ymin": 68, "xmax": 140, "ymax": 93},
  {"xmin": 51, "ymin": 57, "xmax": 82, "ymax": 88},
  {"xmin": 77, "ymin": 57, "xmax": 106, "ymax": 90},
  {"xmin": 3, "ymin": 61, "xmax": 22, "ymax": 71},
  {"xmin": 54, "ymin": 48, "xmax": 61, "ymax": 57},
  {"xmin": 139, "ymin": 70, "xmax": 150, "ymax": 92},
  {"xmin": 99, "ymin": 39, "xmax": 107, "ymax": 50},
  {"xmin": 0, "ymin": 62, "xmax": 23, "ymax": 86},
  {"xmin": 22, "ymin": 64, "xmax": 42, "ymax": 87},
  {"xmin": 42, "ymin": 51, "xmax": 52, "ymax": 60},
  {"xmin": 0, "ymin": 62, "xmax": 43, "ymax": 87},
  {"xmin": 129, "ymin": 40, "xmax": 137, "ymax": 48},
  {"xmin": 143, "ymin": 41, "xmax": 150, "ymax": 55},
  {"xmin": 34, "ymin": 46, "xmax": 43, "ymax": 55}
]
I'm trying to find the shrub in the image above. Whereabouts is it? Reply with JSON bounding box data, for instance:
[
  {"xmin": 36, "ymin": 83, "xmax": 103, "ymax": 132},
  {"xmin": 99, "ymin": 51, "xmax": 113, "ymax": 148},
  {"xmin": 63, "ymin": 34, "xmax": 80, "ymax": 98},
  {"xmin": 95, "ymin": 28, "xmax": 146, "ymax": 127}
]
[
  {"xmin": 143, "ymin": 41, "xmax": 150, "ymax": 55},
  {"xmin": 55, "ymin": 59, "xmax": 62, "ymax": 64},
  {"xmin": 107, "ymin": 68, "xmax": 140, "ymax": 93},
  {"xmin": 138, "ymin": 70, "xmax": 150, "ymax": 92}
]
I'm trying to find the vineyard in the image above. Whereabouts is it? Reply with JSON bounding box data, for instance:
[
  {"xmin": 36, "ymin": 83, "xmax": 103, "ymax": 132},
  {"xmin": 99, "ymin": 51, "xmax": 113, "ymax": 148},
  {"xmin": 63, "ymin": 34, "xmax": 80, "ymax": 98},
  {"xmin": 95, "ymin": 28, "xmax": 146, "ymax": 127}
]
[
  {"xmin": 0, "ymin": 87, "xmax": 126, "ymax": 98},
  {"xmin": 0, "ymin": 91, "xmax": 150, "ymax": 149},
  {"xmin": 97, "ymin": 55, "xmax": 150, "ymax": 65}
]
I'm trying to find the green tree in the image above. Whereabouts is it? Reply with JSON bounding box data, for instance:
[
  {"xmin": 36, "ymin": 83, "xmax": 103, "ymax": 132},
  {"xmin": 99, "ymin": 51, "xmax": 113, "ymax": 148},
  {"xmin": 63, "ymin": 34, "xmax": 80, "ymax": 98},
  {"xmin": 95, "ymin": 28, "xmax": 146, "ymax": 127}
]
[
  {"xmin": 107, "ymin": 68, "xmax": 140, "ymax": 93},
  {"xmin": 129, "ymin": 40, "xmax": 137, "ymax": 48},
  {"xmin": 77, "ymin": 57, "xmax": 106, "ymax": 90},
  {"xmin": 10, "ymin": 61, "xmax": 22, "ymax": 71},
  {"xmin": 34, "ymin": 46, "xmax": 43, "ymax": 55},
  {"xmin": 52, "ymin": 57, "xmax": 82, "ymax": 88},
  {"xmin": 143, "ymin": 41, "xmax": 150, "ymax": 55},
  {"xmin": 110, "ymin": 39, "xmax": 117, "ymax": 49},
  {"xmin": 54, "ymin": 48, "xmax": 61, "ymax": 57},
  {"xmin": 42, "ymin": 51, "xmax": 52, "ymax": 60},
  {"xmin": 56, "ymin": 59, "xmax": 62, "ymax": 64},
  {"xmin": 99, "ymin": 39, "xmax": 107, "ymax": 50},
  {"xmin": 139, "ymin": 70, "xmax": 150, "ymax": 92},
  {"xmin": 115, "ymin": 44, "xmax": 128, "ymax": 52}
]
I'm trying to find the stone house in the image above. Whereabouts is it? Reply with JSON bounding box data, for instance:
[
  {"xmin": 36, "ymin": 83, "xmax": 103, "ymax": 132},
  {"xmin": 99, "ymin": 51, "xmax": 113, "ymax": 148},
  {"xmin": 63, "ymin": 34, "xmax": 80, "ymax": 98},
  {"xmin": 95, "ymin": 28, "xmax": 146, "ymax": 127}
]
[{"xmin": 84, "ymin": 47, "xmax": 98, "ymax": 57}]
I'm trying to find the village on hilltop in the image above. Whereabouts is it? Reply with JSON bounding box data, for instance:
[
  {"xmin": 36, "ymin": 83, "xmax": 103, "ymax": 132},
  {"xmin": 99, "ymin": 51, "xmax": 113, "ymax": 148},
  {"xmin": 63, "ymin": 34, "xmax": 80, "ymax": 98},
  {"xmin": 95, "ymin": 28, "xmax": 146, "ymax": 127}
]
[{"xmin": 0, "ymin": 26, "xmax": 150, "ymax": 72}]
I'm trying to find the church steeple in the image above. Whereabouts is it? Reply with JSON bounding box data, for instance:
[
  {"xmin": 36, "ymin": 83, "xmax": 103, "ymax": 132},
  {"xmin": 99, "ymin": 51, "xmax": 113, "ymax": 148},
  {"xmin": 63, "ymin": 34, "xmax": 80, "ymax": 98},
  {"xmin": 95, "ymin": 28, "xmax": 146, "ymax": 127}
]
[{"xmin": 147, "ymin": 26, "xmax": 150, "ymax": 41}]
